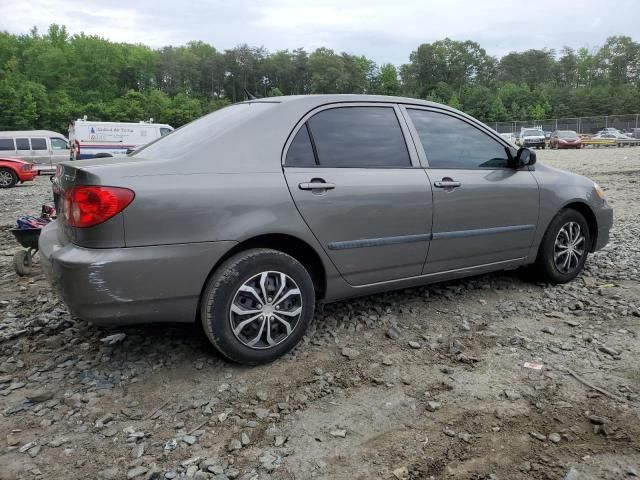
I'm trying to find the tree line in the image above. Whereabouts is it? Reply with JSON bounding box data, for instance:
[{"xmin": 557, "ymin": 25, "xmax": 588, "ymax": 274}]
[{"xmin": 1, "ymin": 24, "xmax": 639, "ymax": 133}]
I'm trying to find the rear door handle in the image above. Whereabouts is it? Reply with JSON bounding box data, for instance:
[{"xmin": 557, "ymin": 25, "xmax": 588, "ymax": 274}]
[
  {"xmin": 299, "ymin": 181, "xmax": 336, "ymax": 191},
  {"xmin": 434, "ymin": 180, "xmax": 461, "ymax": 188}
]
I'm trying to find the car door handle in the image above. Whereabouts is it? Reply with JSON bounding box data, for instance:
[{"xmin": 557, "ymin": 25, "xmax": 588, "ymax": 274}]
[
  {"xmin": 299, "ymin": 181, "xmax": 336, "ymax": 191},
  {"xmin": 434, "ymin": 179, "xmax": 461, "ymax": 188}
]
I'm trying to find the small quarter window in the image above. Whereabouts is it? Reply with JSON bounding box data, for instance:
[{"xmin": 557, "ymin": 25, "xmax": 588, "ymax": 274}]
[{"xmin": 285, "ymin": 124, "xmax": 316, "ymax": 167}]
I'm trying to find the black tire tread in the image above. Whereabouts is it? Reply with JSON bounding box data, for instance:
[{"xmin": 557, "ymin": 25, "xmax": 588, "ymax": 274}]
[
  {"xmin": 200, "ymin": 248, "xmax": 315, "ymax": 365},
  {"xmin": 534, "ymin": 208, "xmax": 590, "ymax": 284}
]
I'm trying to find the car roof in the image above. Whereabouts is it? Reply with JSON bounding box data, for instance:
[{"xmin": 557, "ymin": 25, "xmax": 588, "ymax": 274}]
[
  {"xmin": 0, "ymin": 130, "xmax": 66, "ymax": 138},
  {"xmin": 242, "ymin": 94, "xmax": 453, "ymax": 109}
]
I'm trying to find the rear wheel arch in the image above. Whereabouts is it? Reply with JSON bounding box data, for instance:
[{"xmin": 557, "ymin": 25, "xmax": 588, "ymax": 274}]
[{"xmin": 199, "ymin": 233, "xmax": 327, "ymax": 313}]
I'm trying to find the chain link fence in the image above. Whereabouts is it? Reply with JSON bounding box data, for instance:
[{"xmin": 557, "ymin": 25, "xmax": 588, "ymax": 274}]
[{"xmin": 492, "ymin": 114, "xmax": 640, "ymax": 136}]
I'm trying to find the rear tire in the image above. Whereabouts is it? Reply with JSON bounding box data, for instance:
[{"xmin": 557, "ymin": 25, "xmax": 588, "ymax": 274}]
[
  {"xmin": 0, "ymin": 168, "xmax": 17, "ymax": 188},
  {"xmin": 534, "ymin": 209, "xmax": 590, "ymax": 284},
  {"xmin": 200, "ymin": 248, "xmax": 316, "ymax": 365}
]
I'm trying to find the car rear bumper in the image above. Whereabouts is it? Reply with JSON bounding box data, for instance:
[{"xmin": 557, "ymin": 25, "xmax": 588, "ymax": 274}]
[
  {"xmin": 39, "ymin": 221, "xmax": 236, "ymax": 325},
  {"xmin": 593, "ymin": 201, "xmax": 613, "ymax": 252}
]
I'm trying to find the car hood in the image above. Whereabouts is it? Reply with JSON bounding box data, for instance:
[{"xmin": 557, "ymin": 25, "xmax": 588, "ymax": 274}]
[
  {"xmin": 534, "ymin": 162, "xmax": 594, "ymax": 188},
  {"xmin": 0, "ymin": 157, "xmax": 30, "ymax": 165}
]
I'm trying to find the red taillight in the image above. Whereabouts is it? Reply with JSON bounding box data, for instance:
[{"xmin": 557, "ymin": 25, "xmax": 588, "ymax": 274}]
[
  {"xmin": 63, "ymin": 186, "xmax": 134, "ymax": 228},
  {"xmin": 21, "ymin": 164, "xmax": 32, "ymax": 172}
]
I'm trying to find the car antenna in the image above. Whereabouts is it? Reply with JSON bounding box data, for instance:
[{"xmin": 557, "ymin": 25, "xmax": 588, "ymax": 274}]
[{"xmin": 243, "ymin": 88, "xmax": 257, "ymax": 100}]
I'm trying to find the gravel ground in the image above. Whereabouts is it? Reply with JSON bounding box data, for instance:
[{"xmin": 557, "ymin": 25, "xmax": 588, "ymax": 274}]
[{"xmin": 1, "ymin": 148, "xmax": 639, "ymax": 480}]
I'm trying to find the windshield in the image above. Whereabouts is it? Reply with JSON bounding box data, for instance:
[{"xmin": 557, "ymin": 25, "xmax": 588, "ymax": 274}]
[
  {"xmin": 523, "ymin": 129, "xmax": 543, "ymax": 137},
  {"xmin": 133, "ymin": 102, "xmax": 278, "ymax": 158},
  {"xmin": 558, "ymin": 131, "xmax": 578, "ymax": 139}
]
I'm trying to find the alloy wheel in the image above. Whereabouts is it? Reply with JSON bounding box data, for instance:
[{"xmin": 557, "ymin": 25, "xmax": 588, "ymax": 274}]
[
  {"xmin": 229, "ymin": 271, "xmax": 303, "ymax": 349},
  {"xmin": 554, "ymin": 221, "xmax": 585, "ymax": 274},
  {"xmin": 0, "ymin": 170, "xmax": 14, "ymax": 187}
]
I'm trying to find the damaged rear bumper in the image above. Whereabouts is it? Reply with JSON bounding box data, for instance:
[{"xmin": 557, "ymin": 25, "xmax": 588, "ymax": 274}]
[{"xmin": 39, "ymin": 221, "xmax": 236, "ymax": 325}]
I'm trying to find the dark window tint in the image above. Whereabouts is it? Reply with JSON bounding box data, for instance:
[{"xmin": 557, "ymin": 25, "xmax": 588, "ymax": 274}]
[
  {"xmin": 0, "ymin": 138, "xmax": 14, "ymax": 150},
  {"xmin": 285, "ymin": 124, "xmax": 316, "ymax": 167},
  {"xmin": 30, "ymin": 138, "xmax": 47, "ymax": 150},
  {"xmin": 15, "ymin": 138, "xmax": 30, "ymax": 150},
  {"xmin": 160, "ymin": 127, "xmax": 172, "ymax": 137},
  {"xmin": 408, "ymin": 109, "xmax": 510, "ymax": 169},
  {"xmin": 307, "ymin": 107, "xmax": 411, "ymax": 168}
]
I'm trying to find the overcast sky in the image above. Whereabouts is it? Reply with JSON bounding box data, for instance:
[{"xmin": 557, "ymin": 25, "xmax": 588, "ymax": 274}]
[{"xmin": 1, "ymin": 0, "xmax": 639, "ymax": 65}]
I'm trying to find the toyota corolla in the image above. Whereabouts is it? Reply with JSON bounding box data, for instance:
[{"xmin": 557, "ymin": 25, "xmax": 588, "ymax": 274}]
[{"xmin": 40, "ymin": 95, "xmax": 613, "ymax": 364}]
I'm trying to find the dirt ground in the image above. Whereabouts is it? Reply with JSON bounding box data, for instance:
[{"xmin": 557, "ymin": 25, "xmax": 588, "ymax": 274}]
[{"xmin": 0, "ymin": 147, "xmax": 639, "ymax": 480}]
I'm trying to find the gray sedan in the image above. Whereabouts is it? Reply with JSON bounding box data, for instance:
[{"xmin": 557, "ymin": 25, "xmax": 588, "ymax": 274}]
[{"xmin": 40, "ymin": 95, "xmax": 613, "ymax": 364}]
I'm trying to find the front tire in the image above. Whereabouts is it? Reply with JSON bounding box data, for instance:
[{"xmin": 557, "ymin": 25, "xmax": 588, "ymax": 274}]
[
  {"xmin": 535, "ymin": 209, "xmax": 590, "ymax": 283},
  {"xmin": 0, "ymin": 168, "xmax": 18, "ymax": 188},
  {"xmin": 200, "ymin": 248, "xmax": 316, "ymax": 365}
]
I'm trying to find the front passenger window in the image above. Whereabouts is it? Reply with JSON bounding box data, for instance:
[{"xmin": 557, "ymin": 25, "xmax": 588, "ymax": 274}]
[
  {"xmin": 51, "ymin": 138, "xmax": 68, "ymax": 150},
  {"xmin": 407, "ymin": 109, "xmax": 510, "ymax": 169}
]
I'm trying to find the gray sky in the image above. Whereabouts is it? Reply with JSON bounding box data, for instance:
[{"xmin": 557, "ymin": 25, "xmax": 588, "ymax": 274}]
[{"xmin": 1, "ymin": 0, "xmax": 638, "ymax": 65}]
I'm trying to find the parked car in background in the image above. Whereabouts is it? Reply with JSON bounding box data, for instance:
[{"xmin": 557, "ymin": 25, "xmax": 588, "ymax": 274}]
[
  {"xmin": 596, "ymin": 127, "xmax": 624, "ymax": 136},
  {"xmin": 550, "ymin": 130, "xmax": 582, "ymax": 149},
  {"xmin": 0, "ymin": 157, "xmax": 37, "ymax": 188},
  {"xmin": 69, "ymin": 119, "xmax": 174, "ymax": 160},
  {"xmin": 592, "ymin": 131, "xmax": 633, "ymax": 140},
  {"xmin": 519, "ymin": 128, "xmax": 546, "ymax": 149},
  {"xmin": 0, "ymin": 130, "xmax": 69, "ymax": 174},
  {"xmin": 499, "ymin": 132, "xmax": 517, "ymax": 144},
  {"xmin": 41, "ymin": 95, "xmax": 613, "ymax": 365}
]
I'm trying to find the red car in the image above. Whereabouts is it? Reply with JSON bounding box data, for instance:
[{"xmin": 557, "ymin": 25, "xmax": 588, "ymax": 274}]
[
  {"xmin": 549, "ymin": 130, "xmax": 582, "ymax": 149},
  {"xmin": 0, "ymin": 157, "xmax": 38, "ymax": 188}
]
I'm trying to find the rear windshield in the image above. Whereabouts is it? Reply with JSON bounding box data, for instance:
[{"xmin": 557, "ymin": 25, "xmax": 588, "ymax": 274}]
[
  {"xmin": 523, "ymin": 130, "xmax": 543, "ymax": 137},
  {"xmin": 558, "ymin": 131, "xmax": 578, "ymax": 139},
  {"xmin": 133, "ymin": 102, "xmax": 278, "ymax": 158}
]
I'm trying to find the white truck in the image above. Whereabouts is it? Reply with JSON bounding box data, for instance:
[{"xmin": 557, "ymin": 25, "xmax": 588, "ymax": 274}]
[
  {"xmin": 519, "ymin": 127, "xmax": 546, "ymax": 149},
  {"xmin": 69, "ymin": 119, "xmax": 173, "ymax": 160}
]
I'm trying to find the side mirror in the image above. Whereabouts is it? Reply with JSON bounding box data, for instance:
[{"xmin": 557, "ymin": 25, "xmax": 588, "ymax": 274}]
[{"xmin": 514, "ymin": 147, "xmax": 536, "ymax": 168}]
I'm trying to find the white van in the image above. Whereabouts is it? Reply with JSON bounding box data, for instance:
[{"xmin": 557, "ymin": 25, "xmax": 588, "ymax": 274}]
[
  {"xmin": 0, "ymin": 130, "xmax": 69, "ymax": 174},
  {"xmin": 69, "ymin": 119, "xmax": 173, "ymax": 160}
]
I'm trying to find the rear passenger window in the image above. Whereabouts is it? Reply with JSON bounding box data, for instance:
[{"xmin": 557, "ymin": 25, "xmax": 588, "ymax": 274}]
[
  {"xmin": 15, "ymin": 138, "xmax": 30, "ymax": 150},
  {"xmin": 285, "ymin": 124, "xmax": 316, "ymax": 167},
  {"xmin": 0, "ymin": 138, "xmax": 14, "ymax": 150},
  {"xmin": 407, "ymin": 109, "xmax": 510, "ymax": 169},
  {"xmin": 307, "ymin": 106, "xmax": 411, "ymax": 168},
  {"xmin": 30, "ymin": 138, "xmax": 47, "ymax": 150}
]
